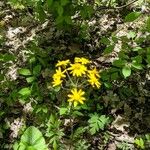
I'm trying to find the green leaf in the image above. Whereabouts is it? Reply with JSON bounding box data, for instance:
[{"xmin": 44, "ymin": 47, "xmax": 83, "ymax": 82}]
[
  {"xmin": 47, "ymin": 0, "xmax": 53, "ymax": 8},
  {"xmin": 132, "ymin": 47, "xmax": 142, "ymax": 52},
  {"xmin": 64, "ymin": 16, "xmax": 72, "ymax": 24},
  {"xmin": 88, "ymin": 114, "xmax": 109, "ymax": 135},
  {"xmin": 57, "ymin": 6, "xmax": 63, "ymax": 16},
  {"xmin": 146, "ymin": 17, "xmax": 150, "ymax": 32},
  {"xmin": 104, "ymin": 82, "xmax": 112, "ymax": 88},
  {"xmin": 111, "ymin": 72, "xmax": 118, "ymax": 80},
  {"xmin": 61, "ymin": 0, "xmax": 69, "ymax": 6},
  {"xmin": 127, "ymin": 31, "xmax": 136, "ymax": 39},
  {"xmin": 18, "ymin": 87, "xmax": 31, "ymax": 96},
  {"xmin": 131, "ymin": 63, "xmax": 142, "ymax": 70},
  {"xmin": 104, "ymin": 45, "xmax": 115, "ymax": 54},
  {"xmin": 33, "ymin": 65, "xmax": 41, "ymax": 76},
  {"xmin": 100, "ymin": 37, "xmax": 110, "ymax": 45},
  {"xmin": 134, "ymin": 138, "xmax": 145, "ymax": 149},
  {"xmin": 19, "ymin": 126, "xmax": 48, "ymax": 150},
  {"xmin": 59, "ymin": 107, "xmax": 68, "ymax": 115},
  {"xmin": 26, "ymin": 77, "xmax": 35, "ymax": 83},
  {"xmin": 53, "ymin": 140, "xmax": 58, "ymax": 150},
  {"xmin": 122, "ymin": 66, "xmax": 131, "ymax": 78},
  {"xmin": 18, "ymin": 69, "xmax": 32, "ymax": 76},
  {"xmin": 56, "ymin": 16, "xmax": 64, "ymax": 24},
  {"xmin": 36, "ymin": 2, "xmax": 46, "ymax": 22},
  {"xmin": 124, "ymin": 12, "xmax": 141, "ymax": 22},
  {"xmin": 113, "ymin": 59, "xmax": 127, "ymax": 68},
  {"xmin": 146, "ymin": 55, "xmax": 150, "ymax": 64},
  {"xmin": 13, "ymin": 142, "xmax": 19, "ymax": 150},
  {"xmin": 3, "ymin": 54, "xmax": 15, "ymax": 62}
]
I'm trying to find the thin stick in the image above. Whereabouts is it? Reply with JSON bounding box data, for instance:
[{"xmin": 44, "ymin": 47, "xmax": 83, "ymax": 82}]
[
  {"xmin": 96, "ymin": 0, "xmax": 138, "ymax": 10},
  {"xmin": 115, "ymin": 0, "xmax": 137, "ymax": 9}
]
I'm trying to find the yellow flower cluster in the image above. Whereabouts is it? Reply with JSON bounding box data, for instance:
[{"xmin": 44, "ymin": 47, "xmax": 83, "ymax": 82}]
[{"xmin": 51, "ymin": 57, "xmax": 101, "ymax": 107}]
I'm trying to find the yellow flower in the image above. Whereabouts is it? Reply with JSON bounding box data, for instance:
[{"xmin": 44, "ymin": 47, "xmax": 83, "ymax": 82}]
[
  {"xmin": 88, "ymin": 74, "xmax": 101, "ymax": 88},
  {"xmin": 68, "ymin": 88, "xmax": 85, "ymax": 107},
  {"xmin": 52, "ymin": 67, "xmax": 66, "ymax": 79},
  {"xmin": 68, "ymin": 63, "xmax": 87, "ymax": 77},
  {"xmin": 88, "ymin": 68, "xmax": 100, "ymax": 78},
  {"xmin": 75, "ymin": 57, "xmax": 91, "ymax": 64},
  {"xmin": 52, "ymin": 77, "xmax": 63, "ymax": 87},
  {"xmin": 56, "ymin": 60, "xmax": 70, "ymax": 67}
]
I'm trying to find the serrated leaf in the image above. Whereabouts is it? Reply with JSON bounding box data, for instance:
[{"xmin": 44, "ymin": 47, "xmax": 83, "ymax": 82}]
[
  {"xmin": 18, "ymin": 87, "xmax": 31, "ymax": 96},
  {"xmin": 88, "ymin": 114, "xmax": 109, "ymax": 135},
  {"xmin": 124, "ymin": 12, "xmax": 141, "ymax": 22},
  {"xmin": 122, "ymin": 66, "xmax": 131, "ymax": 78},
  {"xmin": 18, "ymin": 69, "xmax": 32, "ymax": 76},
  {"xmin": 134, "ymin": 138, "xmax": 145, "ymax": 149}
]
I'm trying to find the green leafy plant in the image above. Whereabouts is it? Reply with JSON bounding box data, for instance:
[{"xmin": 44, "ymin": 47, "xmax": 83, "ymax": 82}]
[
  {"xmin": 134, "ymin": 138, "xmax": 145, "ymax": 149},
  {"xmin": 75, "ymin": 139, "xmax": 90, "ymax": 150},
  {"xmin": 45, "ymin": 114, "xmax": 64, "ymax": 150},
  {"xmin": 88, "ymin": 113, "xmax": 109, "ymax": 135},
  {"xmin": 13, "ymin": 126, "xmax": 48, "ymax": 150}
]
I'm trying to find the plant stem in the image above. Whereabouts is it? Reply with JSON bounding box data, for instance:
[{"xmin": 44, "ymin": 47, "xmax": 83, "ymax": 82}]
[{"xmin": 69, "ymin": 104, "xmax": 73, "ymax": 150}]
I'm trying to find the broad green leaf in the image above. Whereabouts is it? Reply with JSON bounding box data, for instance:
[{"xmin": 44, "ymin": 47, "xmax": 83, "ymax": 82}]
[
  {"xmin": 57, "ymin": 6, "xmax": 63, "ymax": 16},
  {"xmin": 56, "ymin": 16, "xmax": 64, "ymax": 24},
  {"xmin": 33, "ymin": 65, "xmax": 41, "ymax": 76},
  {"xmin": 19, "ymin": 126, "xmax": 48, "ymax": 150},
  {"xmin": 131, "ymin": 63, "xmax": 142, "ymax": 70},
  {"xmin": 113, "ymin": 59, "xmax": 127, "ymax": 67},
  {"xmin": 132, "ymin": 47, "xmax": 142, "ymax": 51},
  {"xmin": 18, "ymin": 87, "xmax": 31, "ymax": 96},
  {"xmin": 64, "ymin": 16, "xmax": 72, "ymax": 24},
  {"xmin": 124, "ymin": 12, "xmax": 141, "ymax": 22},
  {"xmin": 18, "ymin": 69, "xmax": 32, "ymax": 76},
  {"xmin": 104, "ymin": 45, "xmax": 115, "ymax": 54},
  {"xmin": 3, "ymin": 54, "xmax": 15, "ymax": 62},
  {"xmin": 104, "ymin": 82, "xmax": 112, "ymax": 88},
  {"xmin": 122, "ymin": 66, "xmax": 131, "ymax": 78},
  {"xmin": 111, "ymin": 72, "xmax": 118, "ymax": 80},
  {"xmin": 61, "ymin": 0, "xmax": 69, "ymax": 6},
  {"xmin": 13, "ymin": 142, "xmax": 19, "ymax": 150},
  {"xmin": 132, "ymin": 56, "xmax": 142, "ymax": 63},
  {"xmin": 59, "ymin": 107, "xmax": 68, "ymax": 115},
  {"xmin": 47, "ymin": 0, "xmax": 53, "ymax": 8},
  {"xmin": 73, "ymin": 111, "xmax": 84, "ymax": 116},
  {"xmin": 26, "ymin": 77, "xmax": 35, "ymax": 83}
]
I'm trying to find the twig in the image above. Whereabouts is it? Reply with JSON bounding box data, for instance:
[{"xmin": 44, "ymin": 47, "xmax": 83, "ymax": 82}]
[
  {"xmin": 115, "ymin": 0, "xmax": 137, "ymax": 9},
  {"xmin": 97, "ymin": 0, "xmax": 138, "ymax": 10}
]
